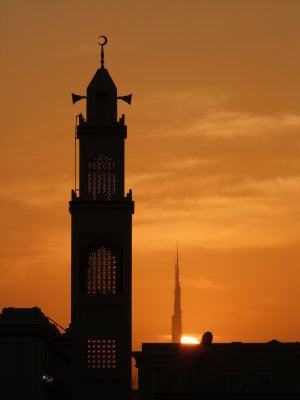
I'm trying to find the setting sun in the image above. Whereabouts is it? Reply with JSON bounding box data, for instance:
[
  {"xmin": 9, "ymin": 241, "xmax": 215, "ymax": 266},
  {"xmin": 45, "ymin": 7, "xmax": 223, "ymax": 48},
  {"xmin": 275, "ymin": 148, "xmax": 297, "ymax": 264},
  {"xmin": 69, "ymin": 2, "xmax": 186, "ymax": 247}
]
[{"xmin": 181, "ymin": 336, "xmax": 200, "ymax": 344}]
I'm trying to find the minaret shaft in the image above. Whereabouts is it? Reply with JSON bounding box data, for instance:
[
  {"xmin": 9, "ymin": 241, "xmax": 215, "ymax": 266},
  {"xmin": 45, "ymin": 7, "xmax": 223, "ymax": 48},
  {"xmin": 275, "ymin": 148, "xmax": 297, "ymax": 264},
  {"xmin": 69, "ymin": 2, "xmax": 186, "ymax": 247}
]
[{"xmin": 70, "ymin": 41, "xmax": 133, "ymax": 400}]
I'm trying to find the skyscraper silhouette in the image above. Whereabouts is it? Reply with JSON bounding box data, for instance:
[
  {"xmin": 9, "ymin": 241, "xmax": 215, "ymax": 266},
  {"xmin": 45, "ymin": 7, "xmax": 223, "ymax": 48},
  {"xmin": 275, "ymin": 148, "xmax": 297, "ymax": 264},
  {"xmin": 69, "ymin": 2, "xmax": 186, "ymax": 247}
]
[
  {"xmin": 70, "ymin": 38, "xmax": 134, "ymax": 399},
  {"xmin": 172, "ymin": 247, "xmax": 182, "ymax": 343}
]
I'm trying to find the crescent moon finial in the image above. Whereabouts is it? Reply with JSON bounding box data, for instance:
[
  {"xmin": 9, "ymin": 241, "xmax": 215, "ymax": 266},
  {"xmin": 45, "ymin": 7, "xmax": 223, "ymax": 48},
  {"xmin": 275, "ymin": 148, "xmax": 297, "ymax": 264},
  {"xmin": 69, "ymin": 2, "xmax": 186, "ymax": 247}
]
[{"xmin": 97, "ymin": 35, "xmax": 108, "ymax": 68}]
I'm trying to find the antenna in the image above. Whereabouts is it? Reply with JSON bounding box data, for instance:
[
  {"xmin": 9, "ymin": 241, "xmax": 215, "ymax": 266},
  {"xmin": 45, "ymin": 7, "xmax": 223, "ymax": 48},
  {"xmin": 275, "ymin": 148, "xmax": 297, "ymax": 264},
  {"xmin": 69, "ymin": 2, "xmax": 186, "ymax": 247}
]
[{"xmin": 47, "ymin": 316, "xmax": 66, "ymax": 332}]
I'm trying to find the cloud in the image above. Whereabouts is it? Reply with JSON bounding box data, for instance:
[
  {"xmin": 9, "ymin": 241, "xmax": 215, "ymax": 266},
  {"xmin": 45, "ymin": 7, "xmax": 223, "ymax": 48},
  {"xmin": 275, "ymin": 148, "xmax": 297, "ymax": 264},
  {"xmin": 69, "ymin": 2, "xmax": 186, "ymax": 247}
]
[
  {"xmin": 132, "ymin": 90, "xmax": 300, "ymax": 140},
  {"xmin": 128, "ymin": 171, "xmax": 169, "ymax": 186},
  {"xmin": 126, "ymin": 89, "xmax": 300, "ymax": 252},
  {"xmin": 183, "ymin": 276, "xmax": 223, "ymax": 291},
  {"xmin": 0, "ymin": 174, "xmax": 72, "ymax": 207},
  {"xmin": 50, "ymin": 44, "xmax": 97, "ymax": 58},
  {"xmin": 186, "ymin": 111, "xmax": 300, "ymax": 138},
  {"xmin": 132, "ymin": 175, "xmax": 300, "ymax": 250}
]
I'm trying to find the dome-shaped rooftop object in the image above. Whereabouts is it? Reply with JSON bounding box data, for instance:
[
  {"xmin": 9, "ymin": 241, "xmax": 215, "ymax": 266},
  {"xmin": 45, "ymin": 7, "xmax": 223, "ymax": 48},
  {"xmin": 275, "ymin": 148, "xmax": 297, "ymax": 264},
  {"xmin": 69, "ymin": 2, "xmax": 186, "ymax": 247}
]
[{"xmin": 201, "ymin": 331, "xmax": 213, "ymax": 344}]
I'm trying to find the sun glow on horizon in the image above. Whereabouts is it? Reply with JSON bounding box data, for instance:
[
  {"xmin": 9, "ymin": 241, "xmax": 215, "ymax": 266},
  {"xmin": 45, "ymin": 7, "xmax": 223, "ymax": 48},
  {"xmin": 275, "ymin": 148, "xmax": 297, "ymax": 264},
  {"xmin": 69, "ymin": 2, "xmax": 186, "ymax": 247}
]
[{"xmin": 181, "ymin": 336, "xmax": 200, "ymax": 344}]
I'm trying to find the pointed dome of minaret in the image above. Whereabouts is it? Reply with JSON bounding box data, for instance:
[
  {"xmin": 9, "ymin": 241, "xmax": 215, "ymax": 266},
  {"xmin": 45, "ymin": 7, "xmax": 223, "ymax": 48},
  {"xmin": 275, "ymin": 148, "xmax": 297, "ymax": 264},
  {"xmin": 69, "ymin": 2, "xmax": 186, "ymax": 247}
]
[{"xmin": 86, "ymin": 37, "xmax": 117, "ymax": 125}]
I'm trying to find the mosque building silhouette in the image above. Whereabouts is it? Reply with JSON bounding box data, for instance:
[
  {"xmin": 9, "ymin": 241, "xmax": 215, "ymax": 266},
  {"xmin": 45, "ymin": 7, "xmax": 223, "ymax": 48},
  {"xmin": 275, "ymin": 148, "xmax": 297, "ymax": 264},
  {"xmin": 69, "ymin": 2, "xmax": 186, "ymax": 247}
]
[{"xmin": 0, "ymin": 38, "xmax": 299, "ymax": 400}]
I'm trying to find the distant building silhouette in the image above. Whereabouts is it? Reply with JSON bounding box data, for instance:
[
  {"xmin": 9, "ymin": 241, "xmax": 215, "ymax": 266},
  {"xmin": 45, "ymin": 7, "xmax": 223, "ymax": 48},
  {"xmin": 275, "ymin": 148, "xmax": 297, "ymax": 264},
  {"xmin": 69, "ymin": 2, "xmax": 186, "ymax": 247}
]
[
  {"xmin": 69, "ymin": 38, "xmax": 134, "ymax": 399},
  {"xmin": 172, "ymin": 247, "xmax": 182, "ymax": 343},
  {"xmin": 0, "ymin": 307, "xmax": 70, "ymax": 399},
  {"xmin": 133, "ymin": 341, "xmax": 300, "ymax": 399}
]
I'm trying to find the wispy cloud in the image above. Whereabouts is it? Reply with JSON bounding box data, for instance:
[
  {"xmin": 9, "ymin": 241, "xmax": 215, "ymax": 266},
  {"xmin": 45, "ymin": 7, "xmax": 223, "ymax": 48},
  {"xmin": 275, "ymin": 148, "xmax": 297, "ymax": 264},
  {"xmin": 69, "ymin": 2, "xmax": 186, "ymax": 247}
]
[
  {"xmin": 133, "ymin": 178, "xmax": 300, "ymax": 250},
  {"xmin": 50, "ymin": 44, "xmax": 97, "ymax": 58},
  {"xmin": 132, "ymin": 89, "xmax": 300, "ymax": 143},
  {"xmin": 183, "ymin": 276, "xmax": 223, "ymax": 291},
  {"xmin": 0, "ymin": 174, "xmax": 72, "ymax": 207},
  {"xmin": 126, "ymin": 87, "xmax": 300, "ymax": 252},
  {"xmin": 185, "ymin": 111, "xmax": 300, "ymax": 138}
]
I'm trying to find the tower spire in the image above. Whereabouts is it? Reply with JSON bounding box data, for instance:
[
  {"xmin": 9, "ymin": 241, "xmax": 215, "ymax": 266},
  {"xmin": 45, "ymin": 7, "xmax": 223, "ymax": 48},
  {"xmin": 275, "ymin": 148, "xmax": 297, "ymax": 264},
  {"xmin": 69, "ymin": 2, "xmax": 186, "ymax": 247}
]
[
  {"xmin": 97, "ymin": 35, "xmax": 107, "ymax": 68},
  {"xmin": 87, "ymin": 36, "xmax": 117, "ymax": 125},
  {"xmin": 172, "ymin": 243, "xmax": 182, "ymax": 343}
]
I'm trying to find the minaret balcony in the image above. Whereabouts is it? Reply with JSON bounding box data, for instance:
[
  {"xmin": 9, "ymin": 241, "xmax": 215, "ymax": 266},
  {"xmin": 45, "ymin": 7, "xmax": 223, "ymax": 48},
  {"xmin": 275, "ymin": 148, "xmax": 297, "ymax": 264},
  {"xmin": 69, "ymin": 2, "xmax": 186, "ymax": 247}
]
[{"xmin": 76, "ymin": 122, "xmax": 127, "ymax": 139}]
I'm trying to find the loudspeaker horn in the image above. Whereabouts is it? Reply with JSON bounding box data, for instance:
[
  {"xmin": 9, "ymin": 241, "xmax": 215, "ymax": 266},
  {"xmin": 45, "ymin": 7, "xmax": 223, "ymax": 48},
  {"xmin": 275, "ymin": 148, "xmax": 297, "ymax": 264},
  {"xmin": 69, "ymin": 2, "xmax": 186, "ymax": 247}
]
[
  {"xmin": 72, "ymin": 93, "xmax": 87, "ymax": 104},
  {"xmin": 117, "ymin": 94, "xmax": 132, "ymax": 105}
]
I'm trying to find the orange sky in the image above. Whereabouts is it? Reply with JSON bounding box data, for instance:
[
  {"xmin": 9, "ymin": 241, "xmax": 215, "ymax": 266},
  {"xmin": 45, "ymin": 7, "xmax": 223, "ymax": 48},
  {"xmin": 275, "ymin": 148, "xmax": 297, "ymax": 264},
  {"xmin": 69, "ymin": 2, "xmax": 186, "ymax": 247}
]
[{"xmin": 1, "ymin": 0, "xmax": 300, "ymax": 349}]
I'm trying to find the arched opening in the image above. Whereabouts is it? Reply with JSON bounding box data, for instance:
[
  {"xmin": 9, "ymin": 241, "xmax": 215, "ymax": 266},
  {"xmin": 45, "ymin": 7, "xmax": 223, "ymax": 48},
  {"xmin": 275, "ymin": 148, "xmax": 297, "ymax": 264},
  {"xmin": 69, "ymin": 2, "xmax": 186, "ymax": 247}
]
[{"xmin": 87, "ymin": 153, "xmax": 116, "ymax": 200}]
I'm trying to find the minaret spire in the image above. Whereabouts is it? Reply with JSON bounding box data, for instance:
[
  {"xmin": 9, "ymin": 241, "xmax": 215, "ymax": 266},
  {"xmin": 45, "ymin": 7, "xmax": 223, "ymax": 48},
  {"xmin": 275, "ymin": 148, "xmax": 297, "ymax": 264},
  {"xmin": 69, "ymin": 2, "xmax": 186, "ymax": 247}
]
[
  {"xmin": 172, "ymin": 243, "xmax": 182, "ymax": 343},
  {"xmin": 97, "ymin": 35, "xmax": 107, "ymax": 68}
]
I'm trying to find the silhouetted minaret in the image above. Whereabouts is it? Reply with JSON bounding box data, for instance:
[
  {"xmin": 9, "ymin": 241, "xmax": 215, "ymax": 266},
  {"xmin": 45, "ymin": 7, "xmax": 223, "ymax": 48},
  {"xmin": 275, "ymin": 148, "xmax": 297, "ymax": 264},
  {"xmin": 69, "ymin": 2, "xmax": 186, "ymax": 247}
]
[
  {"xmin": 70, "ymin": 37, "xmax": 134, "ymax": 400},
  {"xmin": 172, "ymin": 246, "xmax": 182, "ymax": 343}
]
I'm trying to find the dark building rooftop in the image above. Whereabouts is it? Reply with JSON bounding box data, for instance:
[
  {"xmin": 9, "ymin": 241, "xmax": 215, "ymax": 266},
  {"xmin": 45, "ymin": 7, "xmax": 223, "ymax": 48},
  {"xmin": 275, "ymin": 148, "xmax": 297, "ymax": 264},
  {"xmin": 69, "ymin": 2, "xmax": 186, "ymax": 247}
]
[
  {"xmin": 0, "ymin": 307, "xmax": 70, "ymax": 400},
  {"xmin": 1, "ymin": 306, "xmax": 62, "ymax": 333},
  {"xmin": 133, "ymin": 342, "xmax": 300, "ymax": 400}
]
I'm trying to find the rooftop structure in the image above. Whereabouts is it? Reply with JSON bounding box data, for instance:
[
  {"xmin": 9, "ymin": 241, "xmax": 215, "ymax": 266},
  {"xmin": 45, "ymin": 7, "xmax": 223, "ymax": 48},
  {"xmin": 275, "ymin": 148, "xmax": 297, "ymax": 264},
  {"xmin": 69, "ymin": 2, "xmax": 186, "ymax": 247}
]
[
  {"xmin": 133, "ymin": 342, "xmax": 300, "ymax": 399},
  {"xmin": 0, "ymin": 307, "xmax": 70, "ymax": 399}
]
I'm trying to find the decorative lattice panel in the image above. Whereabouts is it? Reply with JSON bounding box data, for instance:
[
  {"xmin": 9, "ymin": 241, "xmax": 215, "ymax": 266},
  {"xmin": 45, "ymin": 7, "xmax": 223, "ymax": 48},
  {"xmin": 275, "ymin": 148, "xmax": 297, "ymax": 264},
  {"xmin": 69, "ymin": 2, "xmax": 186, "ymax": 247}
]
[
  {"xmin": 87, "ymin": 246, "xmax": 117, "ymax": 295},
  {"xmin": 87, "ymin": 154, "xmax": 116, "ymax": 200},
  {"xmin": 87, "ymin": 339, "xmax": 117, "ymax": 369}
]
